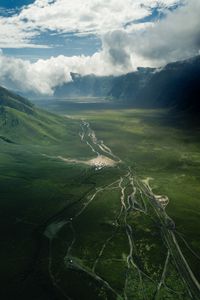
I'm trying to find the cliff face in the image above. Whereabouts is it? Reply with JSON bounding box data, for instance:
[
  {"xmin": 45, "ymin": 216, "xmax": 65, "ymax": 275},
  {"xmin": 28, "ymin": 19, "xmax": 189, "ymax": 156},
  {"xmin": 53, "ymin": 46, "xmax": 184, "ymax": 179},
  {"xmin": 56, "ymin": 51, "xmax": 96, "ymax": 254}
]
[{"xmin": 54, "ymin": 56, "xmax": 200, "ymax": 113}]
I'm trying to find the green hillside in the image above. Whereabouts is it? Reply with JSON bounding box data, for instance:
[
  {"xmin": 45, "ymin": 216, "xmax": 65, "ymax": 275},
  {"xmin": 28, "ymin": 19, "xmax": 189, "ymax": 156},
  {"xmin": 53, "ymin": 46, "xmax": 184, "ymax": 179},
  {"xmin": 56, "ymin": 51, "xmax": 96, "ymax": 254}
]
[
  {"xmin": 0, "ymin": 86, "xmax": 78, "ymax": 145},
  {"xmin": 0, "ymin": 86, "xmax": 34, "ymax": 113}
]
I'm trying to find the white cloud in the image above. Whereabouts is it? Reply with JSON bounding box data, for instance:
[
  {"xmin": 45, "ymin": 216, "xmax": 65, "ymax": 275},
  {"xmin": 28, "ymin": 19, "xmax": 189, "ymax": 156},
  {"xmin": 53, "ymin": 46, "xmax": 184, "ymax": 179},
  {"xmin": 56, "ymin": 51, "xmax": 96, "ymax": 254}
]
[
  {"xmin": 131, "ymin": 0, "xmax": 200, "ymax": 64},
  {"xmin": 100, "ymin": 0, "xmax": 200, "ymax": 68},
  {"xmin": 0, "ymin": 0, "xmax": 180, "ymax": 48},
  {"xmin": 0, "ymin": 41, "xmax": 137, "ymax": 95},
  {"xmin": 0, "ymin": 15, "xmax": 49, "ymax": 48},
  {"xmin": 18, "ymin": 0, "xmax": 150, "ymax": 34},
  {"xmin": 0, "ymin": 51, "xmax": 130, "ymax": 95}
]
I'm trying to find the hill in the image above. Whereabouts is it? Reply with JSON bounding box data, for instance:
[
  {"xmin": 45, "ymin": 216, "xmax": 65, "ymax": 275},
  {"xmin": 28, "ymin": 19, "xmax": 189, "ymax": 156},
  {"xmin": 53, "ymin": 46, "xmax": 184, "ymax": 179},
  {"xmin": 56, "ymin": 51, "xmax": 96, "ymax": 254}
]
[
  {"xmin": 0, "ymin": 85, "xmax": 77, "ymax": 145},
  {"xmin": 0, "ymin": 86, "xmax": 34, "ymax": 114}
]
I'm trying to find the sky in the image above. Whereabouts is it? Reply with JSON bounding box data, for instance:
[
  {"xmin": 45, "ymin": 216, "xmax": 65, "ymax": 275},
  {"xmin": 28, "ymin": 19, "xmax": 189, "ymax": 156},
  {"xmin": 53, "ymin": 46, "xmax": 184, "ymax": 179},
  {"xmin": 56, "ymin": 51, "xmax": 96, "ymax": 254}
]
[{"xmin": 0, "ymin": 0, "xmax": 199, "ymax": 95}]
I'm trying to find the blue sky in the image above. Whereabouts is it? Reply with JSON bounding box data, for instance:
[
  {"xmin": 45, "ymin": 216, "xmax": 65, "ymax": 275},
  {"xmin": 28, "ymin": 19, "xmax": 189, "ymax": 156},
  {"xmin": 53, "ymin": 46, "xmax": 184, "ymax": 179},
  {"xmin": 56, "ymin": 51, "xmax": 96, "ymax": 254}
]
[
  {"xmin": 3, "ymin": 32, "xmax": 102, "ymax": 61},
  {"xmin": 0, "ymin": 0, "xmax": 102, "ymax": 59},
  {"xmin": 0, "ymin": 0, "xmax": 34, "ymax": 9}
]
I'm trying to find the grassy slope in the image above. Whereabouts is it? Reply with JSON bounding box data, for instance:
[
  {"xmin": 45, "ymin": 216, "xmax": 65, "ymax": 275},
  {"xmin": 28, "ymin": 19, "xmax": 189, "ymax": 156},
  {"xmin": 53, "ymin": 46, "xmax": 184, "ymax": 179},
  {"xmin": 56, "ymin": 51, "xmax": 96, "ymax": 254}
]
[
  {"xmin": 0, "ymin": 85, "xmax": 76, "ymax": 145},
  {"xmin": 0, "ymin": 104, "xmax": 74, "ymax": 144},
  {"xmin": 0, "ymin": 89, "xmax": 96, "ymax": 299}
]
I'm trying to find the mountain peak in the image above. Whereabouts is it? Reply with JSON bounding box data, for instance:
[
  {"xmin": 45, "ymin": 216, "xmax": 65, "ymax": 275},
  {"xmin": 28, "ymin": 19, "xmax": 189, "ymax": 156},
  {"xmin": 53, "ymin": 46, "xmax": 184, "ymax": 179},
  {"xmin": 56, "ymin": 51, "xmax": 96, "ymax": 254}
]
[{"xmin": 70, "ymin": 72, "xmax": 82, "ymax": 81}]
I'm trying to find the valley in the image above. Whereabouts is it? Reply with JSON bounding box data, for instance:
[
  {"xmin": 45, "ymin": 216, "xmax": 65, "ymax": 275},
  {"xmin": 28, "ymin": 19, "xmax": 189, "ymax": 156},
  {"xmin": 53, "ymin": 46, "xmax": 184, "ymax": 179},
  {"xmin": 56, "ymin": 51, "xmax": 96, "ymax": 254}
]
[{"xmin": 0, "ymin": 96, "xmax": 200, "ymax": 299}]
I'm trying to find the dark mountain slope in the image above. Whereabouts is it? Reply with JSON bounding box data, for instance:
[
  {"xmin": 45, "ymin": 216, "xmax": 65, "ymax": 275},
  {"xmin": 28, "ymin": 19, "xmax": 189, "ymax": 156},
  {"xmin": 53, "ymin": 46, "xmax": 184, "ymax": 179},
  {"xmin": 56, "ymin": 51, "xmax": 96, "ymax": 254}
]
[
  {"xmin": 137, "ymin": 56, "xmax": 200, "ymax": 111},
  {"xmin": 108, "ymin": 67, "xmax": 155, "ymax": 105},
  {"xmin": 54, "ymin": 56, "xmax": 200, "ymax": 113}
]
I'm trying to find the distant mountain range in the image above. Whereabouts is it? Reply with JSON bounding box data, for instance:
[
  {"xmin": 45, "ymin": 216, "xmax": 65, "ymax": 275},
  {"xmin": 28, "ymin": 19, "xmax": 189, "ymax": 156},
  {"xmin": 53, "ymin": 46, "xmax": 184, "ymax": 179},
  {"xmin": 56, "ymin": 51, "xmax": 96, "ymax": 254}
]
[
  {"xmin": 55, "ymin": 56, "xmax": 200, "ymax": 113},
  {"xmin": 55, "ymin": 72, "xmax": 115, "ymax": 98}
]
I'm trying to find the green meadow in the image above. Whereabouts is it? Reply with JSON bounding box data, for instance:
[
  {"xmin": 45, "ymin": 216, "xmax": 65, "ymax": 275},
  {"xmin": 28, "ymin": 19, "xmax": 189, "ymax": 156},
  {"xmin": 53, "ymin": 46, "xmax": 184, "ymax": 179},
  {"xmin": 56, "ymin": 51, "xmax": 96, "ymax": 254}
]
[{"xmin": 0, "ymin": 104, "xmax": 200, "ymax": 299}]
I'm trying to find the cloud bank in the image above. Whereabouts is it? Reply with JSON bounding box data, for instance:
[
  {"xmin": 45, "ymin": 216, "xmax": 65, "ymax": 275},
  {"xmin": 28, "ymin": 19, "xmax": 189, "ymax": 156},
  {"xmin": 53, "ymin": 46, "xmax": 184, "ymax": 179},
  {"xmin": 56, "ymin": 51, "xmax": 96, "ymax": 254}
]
[
  {"xmin": 0, "ymin": 47, "xmax": 134, "ymax": 95},
  {"xmin": 0, "ymin": 0, "xmax": 200, "ymax": 95},
  {"xmin": 132, "ymin": 0, "xmax": 200, "ymax": 64}
]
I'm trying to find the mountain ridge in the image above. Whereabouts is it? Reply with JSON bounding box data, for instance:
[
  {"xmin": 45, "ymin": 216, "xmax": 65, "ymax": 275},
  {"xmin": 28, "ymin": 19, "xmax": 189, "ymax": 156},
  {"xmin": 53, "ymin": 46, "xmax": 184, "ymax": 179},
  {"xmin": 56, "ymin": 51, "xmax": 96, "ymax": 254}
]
[{"xmin": 54, "ymin": 55, "xmax": 200, "ymax": 113}]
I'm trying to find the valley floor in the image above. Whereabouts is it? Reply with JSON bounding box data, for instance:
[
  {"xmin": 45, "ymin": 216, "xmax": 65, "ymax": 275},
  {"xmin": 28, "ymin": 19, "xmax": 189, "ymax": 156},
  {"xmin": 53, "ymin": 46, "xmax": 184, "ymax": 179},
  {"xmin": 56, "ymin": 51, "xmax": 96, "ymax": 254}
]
[{"xmin": 0, "ymin": 107, "xmax": 200, "ymax": 300}]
